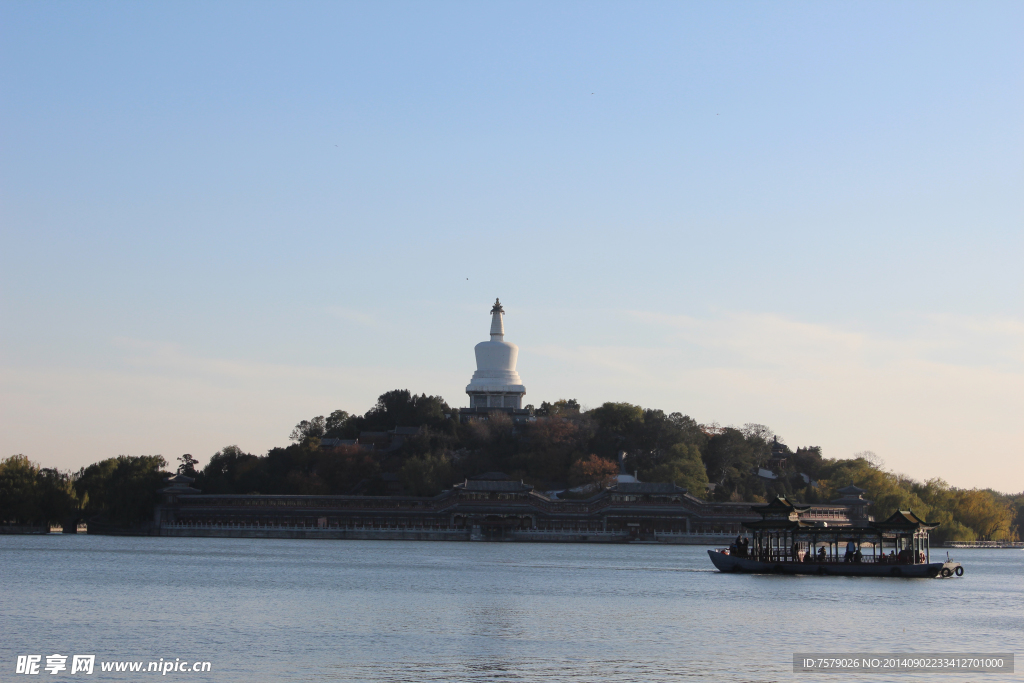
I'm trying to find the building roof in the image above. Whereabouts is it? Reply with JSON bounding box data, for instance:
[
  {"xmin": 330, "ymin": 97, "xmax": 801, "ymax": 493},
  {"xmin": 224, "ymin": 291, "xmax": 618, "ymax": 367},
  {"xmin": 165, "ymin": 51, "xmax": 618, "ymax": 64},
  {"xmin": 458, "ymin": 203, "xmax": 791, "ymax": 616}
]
[
  {"xmin": 160, "ymin": 473, "xmax": 200, "ymax": 494},
  {"xmin": 608, "ymin": 482, "xmax": 687, "ymax": 495},
  {"xmin": 392, "ymin": 426, "xmax": 421, "ymax": 436},
  {"xmin": 752, "ymin": 496, "xmax": 811, "ymax": 515},
  {"xmin": 830, "ymin": 483, "xmax": 872, "ymax": 505},
  {"xmin": 468, "ymin": 471, "xmax": 512, "ymax": 481},
  {"xmin": 321, "ymin": 438, "xmax": 359, "ymax": 448},
  {"xmin": 457, "ymin": 479, "xmax": 533, "ymax": 493},
  {"xmin": 875, "ymin": 509, "xmax": 936, "ymax": 530}
]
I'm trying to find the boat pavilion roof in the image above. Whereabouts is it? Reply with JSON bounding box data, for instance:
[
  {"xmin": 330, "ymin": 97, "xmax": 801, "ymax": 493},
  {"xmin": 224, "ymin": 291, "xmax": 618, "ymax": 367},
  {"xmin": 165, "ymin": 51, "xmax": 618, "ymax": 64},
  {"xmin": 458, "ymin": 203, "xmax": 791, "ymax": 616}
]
[
  {"xmin": 873, "ymin": 509, "xmax": 937, "ymax": 531},
  {"xmin": 753, "ymin": 496, "xmax": 811, "ymax": 513}
]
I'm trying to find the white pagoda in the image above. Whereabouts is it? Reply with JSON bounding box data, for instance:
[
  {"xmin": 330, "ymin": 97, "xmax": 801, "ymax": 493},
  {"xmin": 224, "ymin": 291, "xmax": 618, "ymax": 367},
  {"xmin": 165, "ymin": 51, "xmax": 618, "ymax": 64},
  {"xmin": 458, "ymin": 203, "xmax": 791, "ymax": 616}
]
[{"xmin": 464, "ymin": 298, "xmax": 527, "ymax": 413}]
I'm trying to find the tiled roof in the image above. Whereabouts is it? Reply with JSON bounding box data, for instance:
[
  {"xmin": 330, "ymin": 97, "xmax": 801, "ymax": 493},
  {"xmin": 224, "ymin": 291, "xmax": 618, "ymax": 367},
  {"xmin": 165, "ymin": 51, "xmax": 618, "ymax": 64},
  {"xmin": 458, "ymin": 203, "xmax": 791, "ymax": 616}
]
[
  {"xmin": 458, "ymin": 480, "xmax": 532, "ymax": 492},
  {"xmin": 468, "ymin": 471, "xmax": 511, "ymax": 481},
  {"xmin": 609, "ymin": 483, "xmax": 686, "ymax": 494}
]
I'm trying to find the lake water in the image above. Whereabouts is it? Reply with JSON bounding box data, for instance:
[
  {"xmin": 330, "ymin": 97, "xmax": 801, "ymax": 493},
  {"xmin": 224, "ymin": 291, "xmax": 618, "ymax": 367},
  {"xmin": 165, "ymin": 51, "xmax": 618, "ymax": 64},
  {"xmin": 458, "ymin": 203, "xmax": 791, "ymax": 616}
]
[{"xmin": 2, "ymin": 536, "xmax": 1021, "ymax": 682}]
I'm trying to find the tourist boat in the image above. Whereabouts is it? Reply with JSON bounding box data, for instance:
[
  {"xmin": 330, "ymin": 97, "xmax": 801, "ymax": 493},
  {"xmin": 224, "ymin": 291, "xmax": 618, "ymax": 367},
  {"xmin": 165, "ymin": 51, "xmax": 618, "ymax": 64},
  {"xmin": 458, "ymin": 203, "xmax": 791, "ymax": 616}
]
[{"xmin": 707, "ymin": 497, "xmax": 963, "ymax": 578}]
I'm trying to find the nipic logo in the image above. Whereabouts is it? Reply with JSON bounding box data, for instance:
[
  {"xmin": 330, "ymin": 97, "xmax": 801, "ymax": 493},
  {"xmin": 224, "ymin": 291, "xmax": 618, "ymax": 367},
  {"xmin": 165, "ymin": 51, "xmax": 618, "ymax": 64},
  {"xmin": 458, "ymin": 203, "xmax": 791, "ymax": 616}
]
[
  {"xmin": 16, "ymin": 655, "xmax": 94, "ymax": 675},
  {"xmin": 16, "ymin": 654, "xmax": 208, "ymax": 675}
]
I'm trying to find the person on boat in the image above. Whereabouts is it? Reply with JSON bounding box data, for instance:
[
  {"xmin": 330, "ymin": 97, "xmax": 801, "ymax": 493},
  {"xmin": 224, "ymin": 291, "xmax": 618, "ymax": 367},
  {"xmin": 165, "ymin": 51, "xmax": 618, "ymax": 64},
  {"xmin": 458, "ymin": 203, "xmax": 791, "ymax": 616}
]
[
  {"xmin": 854, "ymin": 548, "xmax": 863, "ymax": 563},
  {"xmin": 844, "ymin": 540, "xmax": 857, "ymax": 563},
  {"xmin": 740, "ymin": 537, "xmax": 749, "ymax": 557},
  {"xmin": 803, "ymin": 546, "xmax": 814, "ymax": 563},
  {"xmin": 791, "ymin": 541, "xmax": 800, "ymax": 562},
  {"xmin": 817, "ymin": 546, "xmax": 827, "ymax": 562}
]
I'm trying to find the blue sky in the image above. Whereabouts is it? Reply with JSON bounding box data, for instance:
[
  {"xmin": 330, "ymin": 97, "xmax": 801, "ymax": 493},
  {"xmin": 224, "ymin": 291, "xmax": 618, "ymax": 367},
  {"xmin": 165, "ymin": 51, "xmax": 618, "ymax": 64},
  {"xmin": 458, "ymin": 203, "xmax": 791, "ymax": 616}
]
[{"xmin": 2, "ymin": 2, "xmax": 1021, "ymax": 490}]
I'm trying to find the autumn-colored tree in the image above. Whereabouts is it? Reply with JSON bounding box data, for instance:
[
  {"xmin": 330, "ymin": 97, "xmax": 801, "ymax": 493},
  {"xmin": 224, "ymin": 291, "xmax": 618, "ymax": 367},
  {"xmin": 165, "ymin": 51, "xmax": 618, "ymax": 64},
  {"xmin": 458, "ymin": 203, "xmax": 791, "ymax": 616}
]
[
  {"xmin": 514, "ymin": 416, "xmax": 591, "ymax": 486},
  {"xmin": 568, "ymin": 454, "xmax": 618, "ymax": 488}
]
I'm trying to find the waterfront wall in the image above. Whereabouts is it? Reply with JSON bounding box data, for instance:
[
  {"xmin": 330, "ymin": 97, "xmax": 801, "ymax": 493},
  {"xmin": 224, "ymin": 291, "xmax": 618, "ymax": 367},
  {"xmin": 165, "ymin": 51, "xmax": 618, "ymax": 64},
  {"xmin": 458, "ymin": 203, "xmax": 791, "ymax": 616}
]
[
  {"xmin": 150, "ymin": 479, "xmax": 857, "ymax": 545},
  {"xmin": 160, "ymin": 525, "xmax": 471, "ymax": 542},
  {"xmin": 158, "ymin": 523, "xmax": 737, "ymax": 545}
]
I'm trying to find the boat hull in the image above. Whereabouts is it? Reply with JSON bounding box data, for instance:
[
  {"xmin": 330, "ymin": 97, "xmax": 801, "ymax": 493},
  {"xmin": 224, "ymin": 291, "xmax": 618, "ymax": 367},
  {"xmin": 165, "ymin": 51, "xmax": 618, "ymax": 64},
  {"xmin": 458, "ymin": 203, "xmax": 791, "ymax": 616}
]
[{"xmin": 707, "ymin": 550, "xmax": 961, "ymax": 578}]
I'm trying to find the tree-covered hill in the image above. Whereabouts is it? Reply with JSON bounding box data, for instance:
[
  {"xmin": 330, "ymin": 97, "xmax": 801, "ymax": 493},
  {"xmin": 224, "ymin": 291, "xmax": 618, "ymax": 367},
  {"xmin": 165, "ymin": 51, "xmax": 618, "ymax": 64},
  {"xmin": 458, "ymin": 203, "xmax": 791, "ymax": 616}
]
[{"xmin": 3, "ymin": 388, "xmax": 1020, "ymax": 542}]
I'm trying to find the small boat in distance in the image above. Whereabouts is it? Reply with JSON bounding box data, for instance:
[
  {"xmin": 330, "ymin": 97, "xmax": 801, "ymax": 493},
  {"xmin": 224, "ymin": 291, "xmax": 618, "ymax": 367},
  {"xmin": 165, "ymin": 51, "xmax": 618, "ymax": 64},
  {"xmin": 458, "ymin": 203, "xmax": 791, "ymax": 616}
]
[{"xmin": 707, "ymin": 497, "xmax": 963, "ymax": 578}]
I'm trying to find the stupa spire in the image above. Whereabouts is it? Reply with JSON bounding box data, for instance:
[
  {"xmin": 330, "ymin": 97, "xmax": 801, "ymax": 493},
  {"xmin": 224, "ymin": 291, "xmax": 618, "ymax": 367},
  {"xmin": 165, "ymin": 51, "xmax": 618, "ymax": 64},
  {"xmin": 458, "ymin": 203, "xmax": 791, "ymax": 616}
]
[{"xmin": 489, "ymin": 298, "xmax": 505, "ymax": 339}]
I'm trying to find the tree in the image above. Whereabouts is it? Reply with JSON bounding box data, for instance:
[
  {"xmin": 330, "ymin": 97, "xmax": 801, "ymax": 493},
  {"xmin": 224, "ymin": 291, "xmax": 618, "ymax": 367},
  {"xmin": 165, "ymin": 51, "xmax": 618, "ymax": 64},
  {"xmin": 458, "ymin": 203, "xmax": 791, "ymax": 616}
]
[
  {"xmin": 853, "ymin": 450, "xmax": 885, "ymax": 469},
  {"xmin": 511, "ymin": 415, "xmax": 590, "ymax": 487},
  {"xmin": 74, "ymin": 455, "xmax": 168, "ymax": 527},
  {"xmin": 202, "ymin": 446, "xmax": 265, "ymax": 494},
  {"xmin": 400, "ymin": 454, "xmax": 453, "ymax": 497},
  {"xmin": 568, "ymin": 454, "xmax": 618, "ymax": 488},
  {"xmin": 177, "ymin": 453, "xmax": 199, "ymax": 477},
  {"xmin": 35, "ymin": 468, "xmax": 77, "ymax": 525},
  {"xmin": 536, "ymin": 399, "xmax": 581, "ymax": 418},
  {"xmin": 640, "ymin": 443, "xmax": 709, "ymax": 496},
  {"xmin": 587, "ymin": 402, "xmax": 645, "ymax": 459},
  {"xmin": 324, "ymin": 410, "xmax": 357, "ymax": 438},
  {"xmin": 290, "ymin": 416, "xmax": 326, "ymax": 443},
  {"xmin": 741, "ymin": 423, "xmax": 775, "ymax": 466},
  {"xmin": 0, "ymin": 456, "xmax": 79, "ymax": 526},
  {"xmin": 360, "ymin": 390, "xmax": 452, "ymax": 432},
  {"xmin": 702, "ymin": 428, "xmax": 754, "ymax": 485},
  {"xmin": 0, "ymin": 455, "xmax": 40, "ymax": 524},
  {"xmin": 319, "ymin": 445, "xmax": 380, "ymax": 494}
]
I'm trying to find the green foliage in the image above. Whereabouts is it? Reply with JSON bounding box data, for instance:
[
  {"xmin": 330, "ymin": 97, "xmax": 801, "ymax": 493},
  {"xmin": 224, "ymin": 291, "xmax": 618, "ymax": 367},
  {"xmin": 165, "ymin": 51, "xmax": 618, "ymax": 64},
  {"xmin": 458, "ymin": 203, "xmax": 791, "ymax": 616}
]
[
  {"xmin": 0, "ymin": 455, "xmax": 79, "ymax": 526},
  {"xmin": 176, "ymin": 453, "xmax": 199, "ymax": 477},
  {"xmin": 289, "ymin": 416, "xmax": 326, "ymax": 443},
  {"xmin": 702, "ymin": 428, "xmax": 755, "ymax": 485},
  {"xmin": 819, "ymin": 458, "xmax": 929, "ymax": 519},
  {"xmin": 588, "ymin": 402, "xmax": 645, "ymax": 458},
  {"xmin": 36, "ymin": 468, "xmax": 78, "ymax": 524},
  {"xmin": 74, "ymin": 455, "xmax": 167, "ymax": 527},
  {"xmin": 362, "ymin": 390, "xmax": 452, "ymax": 432},
  {"xmin": 640, "ymin": 443, "xmax": 709, "ymax": 496},
  {"xmin": 535, "ymin": 399, "xmax": 580, "ymax": 418},
  {"xmin": 817, "ymin": 460, "xmax": 1016, "ymax": 543},
  {"xmin": 198, "ymin": 440, "xmax": 381, "ymax": 496},
  {"xmin": 324, "ymin": 410, "xmax": 357, "ymax": 438},
  {"xmin": 399, "ymin": 454, "xmax": 453, "ymax": 497},
  {"xmin": 0, "ymin": 455, "xmax": 41, "ymax": 524},
  {"xmin": 200, "ymin": 446, "xmax": 266, "ymax": 493}
]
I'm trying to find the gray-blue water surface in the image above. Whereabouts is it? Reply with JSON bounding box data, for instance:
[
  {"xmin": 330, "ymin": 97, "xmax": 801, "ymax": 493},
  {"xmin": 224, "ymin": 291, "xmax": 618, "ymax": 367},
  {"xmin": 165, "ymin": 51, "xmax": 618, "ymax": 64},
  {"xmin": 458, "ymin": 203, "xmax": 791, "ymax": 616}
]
[{"xmin": 2, "ymin": 536, "xmax": 1021, "ymax": 682}]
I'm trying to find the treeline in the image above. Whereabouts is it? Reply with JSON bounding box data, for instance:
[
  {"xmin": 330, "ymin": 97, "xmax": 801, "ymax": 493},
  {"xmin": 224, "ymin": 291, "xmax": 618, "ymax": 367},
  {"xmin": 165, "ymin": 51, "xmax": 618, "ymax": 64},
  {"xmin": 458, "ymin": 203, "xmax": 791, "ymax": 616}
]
[
  {"xmin": 0, "ymin": 454, "xmax": 167, "ymax": 528},
  {"xmin": 3, "ymin": 388, "xmax": 1021, "ymax": 542}
]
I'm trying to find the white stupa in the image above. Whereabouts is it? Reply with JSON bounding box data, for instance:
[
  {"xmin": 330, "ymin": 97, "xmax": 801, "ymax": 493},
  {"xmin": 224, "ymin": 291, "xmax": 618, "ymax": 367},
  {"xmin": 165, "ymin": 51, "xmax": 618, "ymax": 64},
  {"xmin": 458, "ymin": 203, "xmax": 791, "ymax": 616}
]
[{"xmin": 465, "ymin": 298, "xmax": 526, "ymax": 410}]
